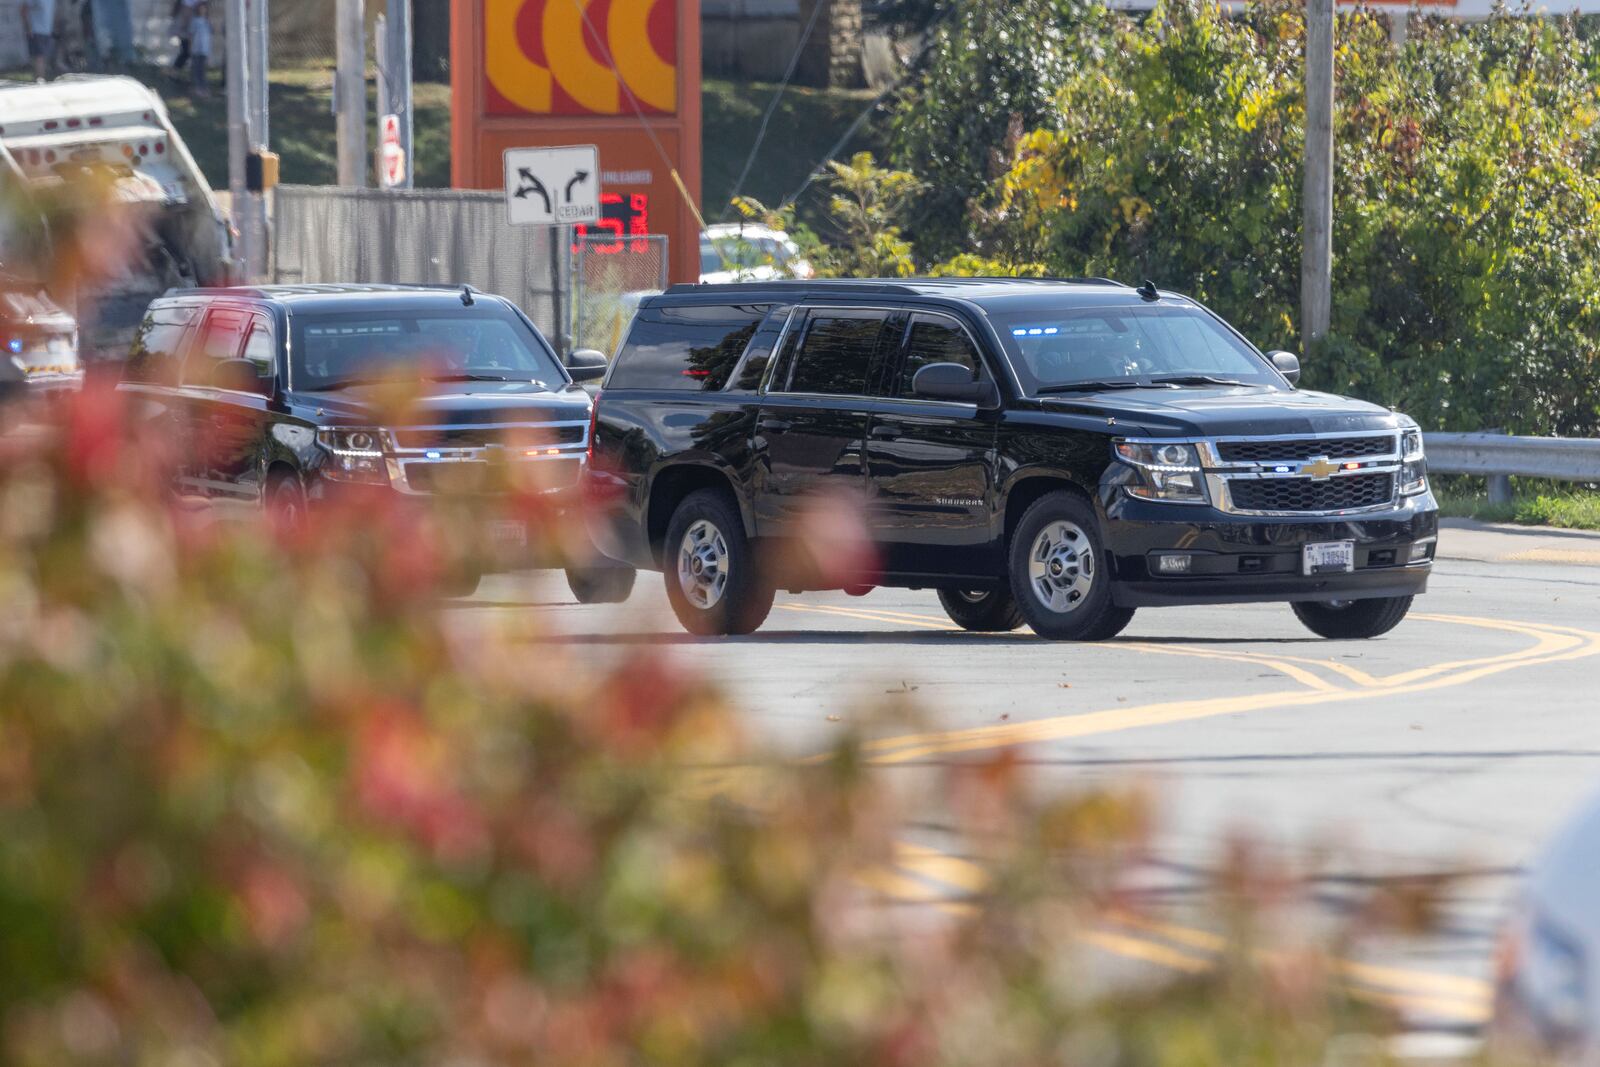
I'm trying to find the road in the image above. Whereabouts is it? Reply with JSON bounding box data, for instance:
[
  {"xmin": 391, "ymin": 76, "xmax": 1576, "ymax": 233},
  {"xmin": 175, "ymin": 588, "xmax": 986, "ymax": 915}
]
[{"xmin": 458, "ymin": 517, "xmax": 1600, "ymax": 1033}]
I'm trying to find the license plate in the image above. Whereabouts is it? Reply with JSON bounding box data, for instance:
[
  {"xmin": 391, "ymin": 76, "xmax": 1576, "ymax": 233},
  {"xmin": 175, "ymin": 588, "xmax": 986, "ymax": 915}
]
[
  {"xmin": 1302, "ymin": 540, "xmax": 1354, "ymax": 575},
  {"xmin": 487, "ymin": 519, "xmax": 527, "ymax": 549}
]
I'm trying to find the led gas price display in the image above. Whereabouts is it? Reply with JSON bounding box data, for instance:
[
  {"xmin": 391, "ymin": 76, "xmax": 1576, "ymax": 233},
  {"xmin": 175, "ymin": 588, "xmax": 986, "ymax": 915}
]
[{"xmin": 572, "ymin": 192, "xmax": 651, "ymax": 254}]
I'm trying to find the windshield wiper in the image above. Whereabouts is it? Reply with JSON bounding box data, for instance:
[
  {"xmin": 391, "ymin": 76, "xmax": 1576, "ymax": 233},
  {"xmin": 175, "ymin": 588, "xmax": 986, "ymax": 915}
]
[
  {"xmin": 423, "ymin": 373, "xmax": 510, "ymax": 383},
  {"xmin": 1035, "ymin": 380, "xmax": 1165, "ymax": 395},
  {"xmin": 1148, "ymin": 374, "xmax": 1252, "ymax": 387}
]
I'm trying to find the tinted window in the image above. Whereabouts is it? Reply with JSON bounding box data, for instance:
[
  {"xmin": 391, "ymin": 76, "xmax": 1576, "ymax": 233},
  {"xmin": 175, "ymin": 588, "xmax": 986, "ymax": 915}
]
[
  {"xmin": 288, "ymin": 303, "xmax": 565, "ymax": 391},
  {"xmin": 123, "ymin": 305, "xmax": 195, "ymax": 384},
  {"xmin": 242, "ymin": 319, "xmax": 275, "ymax": 379},
  {"xmin": 780, "ymin": 312, "xmax": 885, "ymax": 396},
  {"xmin": 608, "ymin": 304, "xmax": 769, "ymax": 391},
  {"xmin": 898, "ymin": 314, "xmax": 984, "ymax": 396},
  {"xmin": 993, "ymin": 305, "xmax": 1278, "ymax": 393},
  {"xmin": 181, "ymin": 308, "xmax": 249, "ymax": 385}
]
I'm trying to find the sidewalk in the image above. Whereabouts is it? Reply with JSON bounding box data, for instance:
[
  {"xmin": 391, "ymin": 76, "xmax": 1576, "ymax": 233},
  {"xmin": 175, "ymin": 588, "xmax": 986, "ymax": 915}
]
[{"xmin": 1438, "ymin": 517, "xmax": 1600, "ymax": 566}]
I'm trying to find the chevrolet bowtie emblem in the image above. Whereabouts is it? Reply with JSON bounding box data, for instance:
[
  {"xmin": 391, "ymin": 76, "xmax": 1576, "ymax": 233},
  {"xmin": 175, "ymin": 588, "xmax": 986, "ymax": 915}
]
[{"xmin": 1300, "ymin": 457, "xmax": 1339, "ymax": 480}]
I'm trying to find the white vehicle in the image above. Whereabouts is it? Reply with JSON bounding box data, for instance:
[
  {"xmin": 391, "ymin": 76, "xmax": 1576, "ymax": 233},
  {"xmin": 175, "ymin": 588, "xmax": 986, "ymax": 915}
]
[
  {"xmin": 698, "ymin": 223, "xmax": 813, "ymax": 284},
  {"xmin": 0, "ymin": 75, "xmax": 232, "ymax": 365},
  {"xmin": 1492, "ymin": 787, "xmax": 1600, "ymax": 1061}
]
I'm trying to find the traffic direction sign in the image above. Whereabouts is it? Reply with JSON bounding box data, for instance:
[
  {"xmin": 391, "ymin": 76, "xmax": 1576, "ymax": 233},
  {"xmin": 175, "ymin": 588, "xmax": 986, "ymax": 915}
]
[{"xmin": 503, "ymin": 145, "xmax": 600, "ymax": 226}]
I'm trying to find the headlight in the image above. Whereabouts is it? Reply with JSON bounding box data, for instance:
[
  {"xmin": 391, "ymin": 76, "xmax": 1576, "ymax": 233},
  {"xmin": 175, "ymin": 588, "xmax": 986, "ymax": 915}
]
[
  {"xmin": 1113, "ymin": 440, "xmax": 1209, "ymax": 504},
  {"xmin": 1399, "ymin": 429, "xmax": 1427, "ymax": 495},
  {"xmin": 317, "ymin": 427, "xmax": 389, "ymax": 485}
]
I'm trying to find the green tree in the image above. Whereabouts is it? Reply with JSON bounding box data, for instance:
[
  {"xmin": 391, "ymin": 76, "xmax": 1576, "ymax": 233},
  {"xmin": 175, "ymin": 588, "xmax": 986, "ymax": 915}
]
[{"xmin": 889, "ymin": 0, "xmax": 1097, "ymax": 260}]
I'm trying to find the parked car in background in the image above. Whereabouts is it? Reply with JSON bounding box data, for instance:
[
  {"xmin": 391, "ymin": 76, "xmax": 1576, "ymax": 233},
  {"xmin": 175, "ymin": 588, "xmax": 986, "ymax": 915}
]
[
  {"xmin": 0, "ymin": 75, "xmax": 232, "ymax": 371},
  {"xmin": 0, "ymin": 271, "xmax": 80, "ymax": 399},
  {"xmin": 1492, "ymin": 788, "xmax": 1600, "ymax": 1062},
  {"xmin": 117, "ymin": 283, "xmax": 633, "ymax": 602},
  {"xmin": 585, "ymin": 278, "xmax": 1437, "ymax": 639},
  {"xmin": 699, "ymin": 223, "xmax": 813, "ymax": 284}
]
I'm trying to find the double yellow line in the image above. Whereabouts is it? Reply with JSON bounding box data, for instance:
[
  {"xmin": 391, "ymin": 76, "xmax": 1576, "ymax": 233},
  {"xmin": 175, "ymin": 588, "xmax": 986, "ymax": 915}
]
[{"xmin": 768, "ymin": 602, "xmax": 1600, "ymax": 1023}]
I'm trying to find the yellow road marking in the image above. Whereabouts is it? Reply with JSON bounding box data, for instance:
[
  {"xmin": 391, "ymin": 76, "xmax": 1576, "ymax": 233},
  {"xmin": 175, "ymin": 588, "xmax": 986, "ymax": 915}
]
[
  {"xmin": 882, "ymin": 847, "xmax": 1491, "ymax": 1022},
  {"xmin": 1509, "ymin": 547, "xmax": 1600, "ymax": 565},
  {"xmin": 861, "ymin": 617, "xmax": 1600, "ymax": 764},
  {"xmin": 1117, "ymin": 641, "xmax": 1346, "ymax": 693}
]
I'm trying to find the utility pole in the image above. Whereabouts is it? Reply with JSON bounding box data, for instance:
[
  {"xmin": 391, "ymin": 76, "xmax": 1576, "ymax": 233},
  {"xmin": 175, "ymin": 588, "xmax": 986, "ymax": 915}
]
[
  {"xmin": 246, "ymin": 0, "xmax": 269, "ymax": 277},
  {"xmin": 226, "ymin": 0, "xmax": 249, "ymax": 277},
  {"xmin": 374, "ymin": 0, "xmax": 414, "ymax": 188},
  {"xmin": 1301, "ymin": 0, "xmax": 1334, "ymax": 345},
  {"xmin": 335, "ymin": 0, "xmax": 367, "ymax": 186},
  {"xmin": 390, "ymin": 0, "xmax": 413, "ymax": 188}
]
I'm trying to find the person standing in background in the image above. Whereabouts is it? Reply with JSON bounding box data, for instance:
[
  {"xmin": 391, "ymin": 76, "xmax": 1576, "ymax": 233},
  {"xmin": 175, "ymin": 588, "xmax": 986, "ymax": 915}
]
[
  {"xmin": 189, "ymin": 0, "xmax": 212, "ymax": 98},
  {"xmin": 22, "ymin": 0, "xmax": 57, "ymax": 80},
  {"xmin": 169, "ymin": 0, "xmax": 199, "ymax": 71}
]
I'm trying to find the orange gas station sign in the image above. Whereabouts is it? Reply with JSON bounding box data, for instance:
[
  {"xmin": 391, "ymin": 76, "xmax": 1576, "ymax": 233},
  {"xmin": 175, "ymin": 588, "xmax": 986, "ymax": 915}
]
[{"xmin": 451, "ymin": 0, "xmax": 702, "ymax": 285}]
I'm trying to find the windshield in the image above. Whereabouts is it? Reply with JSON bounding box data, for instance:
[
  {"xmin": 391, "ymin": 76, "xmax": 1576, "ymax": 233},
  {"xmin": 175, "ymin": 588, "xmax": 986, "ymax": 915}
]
[
  {"xmin": 992, "ymin": 305, "xmax": 1282, "ymax": 394},
  {"xmin": 289, "ymin": 304, "xmax": 565, "ymax": 391},
  {"xmin": 701, "ymin": 234, "xmax": 792, "ymax": 273}
]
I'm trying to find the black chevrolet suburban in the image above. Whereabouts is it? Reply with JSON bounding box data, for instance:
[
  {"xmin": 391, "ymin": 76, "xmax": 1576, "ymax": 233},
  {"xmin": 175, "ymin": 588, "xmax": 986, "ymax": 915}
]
[
  {"xmin": 584, "ymin": 278, "xmax": 1438, "ymax": 640},
  {"xmin": 118, "ymin": 283, "xmax": 634, "ymax": 600}
]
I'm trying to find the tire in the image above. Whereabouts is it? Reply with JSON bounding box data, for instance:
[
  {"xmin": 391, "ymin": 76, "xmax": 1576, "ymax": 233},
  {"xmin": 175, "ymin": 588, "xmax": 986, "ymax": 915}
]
[
  {"xmin": 1292, "ymin": 596, "xmax": 1413, "ymax": 639},
  {"xmin": 265, "ymin": 471, "xmax": 307, "ymax": 534},
  {"xmin": 662, "ymin": 489, "xmax": 774, "ymax": 636},
  {"xmin": 937, "ymin": 587, "xmax": 1025, "ymax": 632},
  {"xmin": 566, "ymin": 564, "xmax": 637, "ymax": 604},
  {"xmin": 1008, "ymin": 490, "xmax": 1135, "ymax": 641}
]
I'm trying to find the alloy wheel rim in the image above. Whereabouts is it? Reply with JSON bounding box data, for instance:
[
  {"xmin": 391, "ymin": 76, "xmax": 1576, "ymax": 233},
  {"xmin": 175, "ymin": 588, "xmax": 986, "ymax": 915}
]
[
  {"xmin": 677, "ymin": 519, "xmax": 730, "ymax": 610},
  {"xmin": 955, "ymin": 589, "xmax": 990, "ymax": 604},
  {"xmin": 1026, "ymin": 520, "xmax": 1094, "ymax": 614}
]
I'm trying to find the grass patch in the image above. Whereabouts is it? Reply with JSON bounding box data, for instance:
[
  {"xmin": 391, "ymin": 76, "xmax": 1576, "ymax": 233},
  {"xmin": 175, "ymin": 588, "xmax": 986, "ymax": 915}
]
[{"xmin": 1434, "ymin": 479, "xmax": 1600, "ymax": 530}]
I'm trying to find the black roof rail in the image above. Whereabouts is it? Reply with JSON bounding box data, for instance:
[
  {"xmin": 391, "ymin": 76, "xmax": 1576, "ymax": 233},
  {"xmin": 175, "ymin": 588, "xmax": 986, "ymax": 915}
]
[{"xmin": 663, "ymin": 276, "xmax": 1129, "ymax": 297}]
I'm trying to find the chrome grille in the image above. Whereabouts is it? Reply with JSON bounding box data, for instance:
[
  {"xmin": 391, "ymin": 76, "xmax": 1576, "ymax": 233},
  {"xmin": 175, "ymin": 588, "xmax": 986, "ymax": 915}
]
[
  {"xmin": 1215, "ymin": 435, "xmax": 1394, "ymax": 463},
  {"xmin": 393, "ymin": 425, "xmax": 584, "ymax": 450},
  {"xmin": 1229, "ymin": 472, "xmax": 1394, "ymax": 513}
]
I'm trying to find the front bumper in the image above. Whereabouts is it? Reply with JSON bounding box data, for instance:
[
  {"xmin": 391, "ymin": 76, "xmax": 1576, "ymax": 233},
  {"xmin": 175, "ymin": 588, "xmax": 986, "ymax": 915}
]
[
  {"xmin": 307, "ymin": 476, "xmax": 588, "ymax": 572},
  {"xmin": 1103, "ymin": 491, "xmax": 1438, "ymax": 607}
]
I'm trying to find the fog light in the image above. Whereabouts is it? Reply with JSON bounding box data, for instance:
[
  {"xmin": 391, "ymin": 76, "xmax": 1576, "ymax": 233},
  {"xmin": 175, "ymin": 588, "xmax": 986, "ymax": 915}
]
[
  {"xmin": 1155, "ymin": 554, "xmax": 1192, "ymax": 575},
  {"xmin": 1408, "ymin": 538, "xmax": 1436, "ymax": 562}
]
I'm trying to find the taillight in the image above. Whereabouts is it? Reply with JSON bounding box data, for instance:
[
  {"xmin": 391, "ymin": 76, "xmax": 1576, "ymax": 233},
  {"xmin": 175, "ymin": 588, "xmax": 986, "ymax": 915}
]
[{"xmin": 586, "ymin": 392, "xmax": 601, "ymax": 467}]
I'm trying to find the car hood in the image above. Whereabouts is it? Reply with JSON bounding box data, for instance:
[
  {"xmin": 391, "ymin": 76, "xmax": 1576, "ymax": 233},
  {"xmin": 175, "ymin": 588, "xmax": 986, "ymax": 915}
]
[
  {"xmin": 1038, "ymin": 385, "xmax": 1404, "ymax": 437},
  {"xmin": 289, "ymin": 379, "xmax": 592, "ymax": 425}
]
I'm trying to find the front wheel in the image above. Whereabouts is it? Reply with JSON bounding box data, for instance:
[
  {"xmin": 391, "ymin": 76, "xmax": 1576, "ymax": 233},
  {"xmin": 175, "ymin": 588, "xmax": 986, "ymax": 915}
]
[
  {"xmin": 566, "ymin": 564, "xmax": 637, "ymax": 604},
  {"xmin": 937, "ymin": 587, "xmax": 1024, "ymax": 632},
  {"xmin": 663, "ymin": 489, "xmax": 774, "ymax": 636},
  {"xmin": 1008, "ymin": 490, "xmax": 1135, "ymax": 641},
  {"xmin": 1291, "ymin": 596, "xmax": 1413, "ymax": 639}
]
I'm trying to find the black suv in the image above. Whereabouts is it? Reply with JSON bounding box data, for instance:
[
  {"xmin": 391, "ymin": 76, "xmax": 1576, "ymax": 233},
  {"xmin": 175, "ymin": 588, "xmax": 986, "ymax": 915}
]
[
  {"xmin": 584, "ymin": 279, "xmax": 1438, "ymax": 640},
  {"xmin": 118, "ymin": 283, "xmax": 634, "ymax": 600}
]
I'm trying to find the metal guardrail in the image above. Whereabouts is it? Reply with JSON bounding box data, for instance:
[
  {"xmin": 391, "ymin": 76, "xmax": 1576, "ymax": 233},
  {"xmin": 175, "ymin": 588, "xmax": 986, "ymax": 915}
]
[{"xmin": 1424, "ymin": 433, "xmax": 1600, "ymax": 482}]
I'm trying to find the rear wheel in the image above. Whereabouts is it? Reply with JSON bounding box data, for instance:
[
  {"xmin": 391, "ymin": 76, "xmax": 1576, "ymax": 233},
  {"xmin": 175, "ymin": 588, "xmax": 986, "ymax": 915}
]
[
  {"xmin": 937, "ymin": 587, "xmax": 1025, "ymax": 632},
  {"xmin": 1292, "ymin": 596, "xmax": 1413, "ymax": 639},
  {"xmin": 1009, "ymin": 490, "xmax": 1135, "ymax": 641},
  {"xmin": 663, "ymin": 489, "xmax": 774, "ymax": 636},
  {"xmin": 566, "ymin": 564, "xmax": 637, "ymax": 604}
]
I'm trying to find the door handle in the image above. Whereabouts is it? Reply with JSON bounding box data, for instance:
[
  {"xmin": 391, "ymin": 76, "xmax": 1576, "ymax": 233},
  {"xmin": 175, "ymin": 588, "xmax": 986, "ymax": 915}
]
[
  {"xmin": 869, "ymin": 425, "xmax": 899, "ymax": 439},
  {"xmin": 762, "ymin": 419, "xmax": 793, "ymax": 433}
]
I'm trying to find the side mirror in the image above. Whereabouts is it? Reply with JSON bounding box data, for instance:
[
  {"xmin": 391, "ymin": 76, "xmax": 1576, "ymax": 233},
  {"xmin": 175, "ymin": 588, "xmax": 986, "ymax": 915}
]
[
  {"xmin": 566, "ymin": 347, "xmax": 607, "ymax": 383},
  {"xmin": 912, "ymin": 362, "xmax": 992, "ymax": 404},
  {"xmin": 213, "ymin": 358, "xmax": 271, "ymax": 395},
  {"xmin": 1268, "ymin": 350, "xmax": 1300, "ymax": 386}
]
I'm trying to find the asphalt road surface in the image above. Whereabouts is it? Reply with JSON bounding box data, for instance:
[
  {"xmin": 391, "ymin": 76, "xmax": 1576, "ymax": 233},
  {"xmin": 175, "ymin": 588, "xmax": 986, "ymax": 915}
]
[{"xmin": 457, "ymin": 517, "xmax": 1600, "ymax": 1034}]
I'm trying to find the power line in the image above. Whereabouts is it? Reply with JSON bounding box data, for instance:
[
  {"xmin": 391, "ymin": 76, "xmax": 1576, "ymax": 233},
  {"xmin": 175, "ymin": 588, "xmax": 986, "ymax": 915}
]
[{"xmin": 722, "ymin": 0, "xmax": 832, "ymax": 219}]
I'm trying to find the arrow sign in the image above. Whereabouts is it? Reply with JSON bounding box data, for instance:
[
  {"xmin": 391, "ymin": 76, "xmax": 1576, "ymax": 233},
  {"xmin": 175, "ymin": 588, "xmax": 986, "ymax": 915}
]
[
  {"xmin": 503, "ymin": 145, "xmax": 600, "ymax": 226},
  {"xmin": 514, "ymin": 168, "xmax": 552, "ymax": 214}
]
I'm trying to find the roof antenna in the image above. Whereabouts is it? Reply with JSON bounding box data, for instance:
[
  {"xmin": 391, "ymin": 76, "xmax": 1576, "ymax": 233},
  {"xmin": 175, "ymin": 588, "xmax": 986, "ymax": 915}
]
[
  {"xmin": 1136, "ymin": 279, "xmax": 1160, "ymax": 302},
  {"xmin": 460, "ymin": 285, "xmax": 475, "ymax": 307}
]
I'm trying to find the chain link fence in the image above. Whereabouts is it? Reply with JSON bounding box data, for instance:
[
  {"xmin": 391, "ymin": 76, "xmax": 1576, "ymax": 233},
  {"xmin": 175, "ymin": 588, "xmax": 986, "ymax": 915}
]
[
  {"xmin": 271, "ymin": 185, "xmax": 566, "ymax": 342},
  {"xmin": 570, "ymin": 233, "xmax": 669, "ymax": 358}
]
